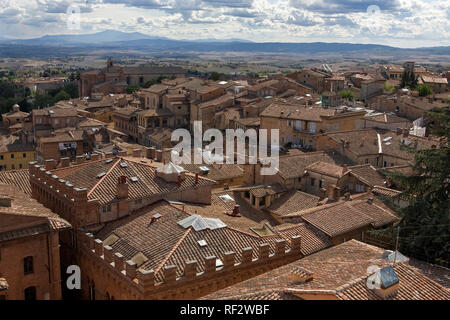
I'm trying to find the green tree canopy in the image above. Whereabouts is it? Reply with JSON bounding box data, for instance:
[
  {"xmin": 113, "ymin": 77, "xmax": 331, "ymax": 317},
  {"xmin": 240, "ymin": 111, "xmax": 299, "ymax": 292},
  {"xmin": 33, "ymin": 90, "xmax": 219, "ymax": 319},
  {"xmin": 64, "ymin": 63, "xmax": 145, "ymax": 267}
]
[
  {"xmin": 338, "ymin": 89, "xmax": 355, "ymax": 101},
  {"xmin": 126, "ymin": 85, "xmax": 140, "ymax": 94},
  {"xmin": 417, "ymin": 84, "xmax": 433, "ymax": 97},
  {"xmin": 385, "ymin": 108, "xmax": 449, "ymax": 266}
]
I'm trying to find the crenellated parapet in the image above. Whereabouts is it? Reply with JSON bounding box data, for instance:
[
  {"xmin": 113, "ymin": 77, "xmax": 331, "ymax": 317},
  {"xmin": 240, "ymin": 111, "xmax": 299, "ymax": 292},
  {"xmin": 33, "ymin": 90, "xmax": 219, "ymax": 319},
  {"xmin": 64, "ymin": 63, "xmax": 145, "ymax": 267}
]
[{"xmin": 78, "ymin": 231, "xmax": 302, "ymax": 299}]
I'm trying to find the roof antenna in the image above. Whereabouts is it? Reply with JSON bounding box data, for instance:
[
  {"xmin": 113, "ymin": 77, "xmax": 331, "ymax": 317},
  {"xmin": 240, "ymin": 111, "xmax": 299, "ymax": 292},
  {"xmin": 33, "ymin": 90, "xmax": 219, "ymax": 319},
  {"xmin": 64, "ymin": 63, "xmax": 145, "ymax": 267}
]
[{"xmin": 394, "ymin": 225, "xmax": 400, "ymax": 264}]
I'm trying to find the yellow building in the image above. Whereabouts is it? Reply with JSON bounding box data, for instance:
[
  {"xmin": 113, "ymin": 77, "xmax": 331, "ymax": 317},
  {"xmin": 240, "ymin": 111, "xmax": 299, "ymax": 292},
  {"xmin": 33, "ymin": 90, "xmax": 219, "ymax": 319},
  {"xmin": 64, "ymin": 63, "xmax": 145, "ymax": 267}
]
[{"xmin": 0, "ymin": 135, "xmax": 35, "ymax": 171}]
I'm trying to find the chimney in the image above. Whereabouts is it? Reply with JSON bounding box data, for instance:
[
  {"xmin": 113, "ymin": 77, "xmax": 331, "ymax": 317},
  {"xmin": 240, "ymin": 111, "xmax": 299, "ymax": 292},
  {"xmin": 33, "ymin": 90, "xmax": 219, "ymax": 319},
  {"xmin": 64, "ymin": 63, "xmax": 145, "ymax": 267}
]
[
  {"xmin": 133, "ymin": 148, "xmax": 142, "ymax": 158},
  {"xmin": 0, "ymin": 195, "xmax": 12, "ymax": 207},
  {"xmin": 195, "ymin": 173, "xmax": 199, "ymax": 185},
  {"xmin": 117, "ymin": 176, "xmax": 128, "ymax": 199},
  {"xmin": 13, "ymin": 104, "xmax": 20, "ymax": 112},
  {"xmin": 367, "ymin": 197, "xmax": 374, "ymax": 204},
  {"xmin": 232, "ymin": 205, "xmax": 240, "ymax": 217},
  {"xmin": 44, "ymin": 159, "xmax": 57, "ymax": 170},
  {"xmin": 327, "ymin": 185, "xmax": 336, "ymax": 201},
  {"xmin": 177, "ymin": 174, "xmax": 182, "ymax": 187},
  {"xmin": 60, "ymin": 157, "xmax": 70, "ymax": 168},
  {"xmin": 343, "ymin": 164, "xmax": 348, "ymax": 172},
  {"xmin": 76, "ymin": 155, "xmax": 85, "ymax": 165},
  {"xmin": 344, "ymin": 192, "xmax": 351, "ymax": 201}
]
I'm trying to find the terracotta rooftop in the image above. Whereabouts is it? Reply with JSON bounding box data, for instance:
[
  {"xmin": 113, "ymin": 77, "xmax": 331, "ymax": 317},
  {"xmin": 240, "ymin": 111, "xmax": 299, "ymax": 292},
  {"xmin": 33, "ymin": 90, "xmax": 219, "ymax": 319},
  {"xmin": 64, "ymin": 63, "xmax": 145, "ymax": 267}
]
[
  {"xmin": 0, "ymin": 169, "xmax": 31, "ymax": 196},
  {"xmin": 50, "ymin": 157, "xmax": 215, "ymax": 205},
  {"xmin": 287, "ymin": 193, "xmax": 400, "ymax": 236},
  {"xmin": 325, "ymin": 128, "xmax": 437, "ymax": 160},
  {"xmin": 143, "ymin": 84, "xmax": 169, "ymax": 93},
  {"xmin": 271, "ymin": 223, "xmax": 331, "ymax": 256},
  {"xmin": 276, "ymin": 151, "xmax": 351, "ymax": 180},
  {"xmin": 203, "ymin": 240, "xmax": 450, "ymax": 300},
  {"xmin": 92, "ymin": 200, "xmax": 282, "ymax": 282},
  {"xmin": 38, "ymin": 129, "xmax": 86, "ymax": 144},
  {"xmin": 366, "ymin": 113, "xmax": 411, "ymax": 124},
  {"xmin": 197, "ymin": 93, "xmax": 234, "ymax": 109},
  {"xmin": 0, "ymin": 183, "xmax": 71, "ymax": 240},
  {"xmin": 170, "ymin": 190, "xmax": 280, "ymax": 231},
  {"xmin": 0, "ymin": 134, "xmax": 34, "ymax": 153},
  {"xmin": 261, "ymin": 103, "xmax": 338, "ymax": 122},
  {"xmin": 421, "ymin": 76, "xmax": 448, "ymax": 84},
  {"xmin": 180, "ymin": 163, "xmax": 244, "ymax": 182},
  {"xmin": 349, "ymin": 164, "xmax": 387, "ymax": 187},
  {"xmin": 305, "ymin": 161, "xmax": 349, "ymax": 178},
  {"xmin": 267, "ymin": 190, "xmax": 320, "ymax": 217}
]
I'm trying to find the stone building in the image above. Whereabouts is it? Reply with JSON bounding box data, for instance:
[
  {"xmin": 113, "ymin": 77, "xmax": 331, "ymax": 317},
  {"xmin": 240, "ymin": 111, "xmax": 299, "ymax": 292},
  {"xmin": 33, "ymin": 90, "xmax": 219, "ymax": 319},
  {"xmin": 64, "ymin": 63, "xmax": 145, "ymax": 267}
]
[
  {"xmin": 315, "ymin": 128, "xmax": 439, "ymax": 168},
  {"xmin": 260, "ymin": 103, "xmax": 366, "ymax": 150},
  {"xmin": 75, "ymin": 200, "xmax": 311, "ymax": 300},
  {"xmin": 0, "ymin": 183, "xmax": 71, "ymax": 300},
  {"xmin": 79, "ymin": 60, "xmax": 185, "ymax": 97}
]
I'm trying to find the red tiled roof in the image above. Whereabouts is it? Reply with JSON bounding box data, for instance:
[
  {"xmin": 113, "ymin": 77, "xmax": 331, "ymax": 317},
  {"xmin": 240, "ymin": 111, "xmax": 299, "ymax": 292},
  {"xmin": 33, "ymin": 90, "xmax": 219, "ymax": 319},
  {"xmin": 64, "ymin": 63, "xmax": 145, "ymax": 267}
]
[
  {"xmin": 203, "ymin": 240, "xmax": 450, "ymax": 300},
  {"xmin": 94, "ymin": 200, "xmax": 280, "ymax": 282},
  {"xmin": 0, "ymin": 170, "xmax": 31, "ymax": 196},
  {"xmin": 51, "ymin": 157, "xmax": 216, "ymax": 205},
  {"xmin": 267, "ymin": 190, "xmax": 320, "ymax": 217}
]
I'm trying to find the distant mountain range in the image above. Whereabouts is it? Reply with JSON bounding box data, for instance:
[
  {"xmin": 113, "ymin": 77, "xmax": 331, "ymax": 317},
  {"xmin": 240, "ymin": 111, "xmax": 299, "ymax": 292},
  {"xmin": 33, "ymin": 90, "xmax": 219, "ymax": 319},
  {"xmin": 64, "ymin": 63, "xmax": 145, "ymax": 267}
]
[{"xmin": 0, "ymin": 30, "xmax": 449, "ymax": 58}]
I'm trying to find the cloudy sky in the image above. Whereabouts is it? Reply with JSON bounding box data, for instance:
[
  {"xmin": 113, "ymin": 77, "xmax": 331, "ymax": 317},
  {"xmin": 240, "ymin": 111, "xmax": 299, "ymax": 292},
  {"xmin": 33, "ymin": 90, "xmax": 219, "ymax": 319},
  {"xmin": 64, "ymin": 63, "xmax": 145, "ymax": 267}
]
[{"xmin": 0, "ymin": 0, "xmax": 449, "ymax": 47}]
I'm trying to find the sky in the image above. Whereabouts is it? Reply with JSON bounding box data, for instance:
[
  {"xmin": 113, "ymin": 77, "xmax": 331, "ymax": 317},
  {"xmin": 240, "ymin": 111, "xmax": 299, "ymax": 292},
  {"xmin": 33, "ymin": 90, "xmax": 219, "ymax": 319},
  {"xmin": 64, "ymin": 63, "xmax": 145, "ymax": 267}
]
[{"xmin": 0, "ymin": 0, "xmax": 449, "ymax": 48}]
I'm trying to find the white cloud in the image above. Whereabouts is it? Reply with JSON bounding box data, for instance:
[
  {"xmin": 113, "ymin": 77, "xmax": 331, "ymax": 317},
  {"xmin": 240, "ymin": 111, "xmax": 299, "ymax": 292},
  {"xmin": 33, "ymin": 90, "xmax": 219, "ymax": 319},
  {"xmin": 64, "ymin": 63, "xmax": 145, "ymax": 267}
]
[{"xmin": 0, "ymin": 0, "xmax": 447, "ymax": 46}]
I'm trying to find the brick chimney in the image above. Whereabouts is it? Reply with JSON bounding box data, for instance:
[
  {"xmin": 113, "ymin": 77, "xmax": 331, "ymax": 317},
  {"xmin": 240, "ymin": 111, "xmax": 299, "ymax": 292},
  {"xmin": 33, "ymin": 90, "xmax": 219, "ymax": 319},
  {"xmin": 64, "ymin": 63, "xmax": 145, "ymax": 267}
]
[
  {"xmin": 367, "ymin": 197, "xmax": 374, "ymax": 204},
  {"xmin": 177, "ymin": 174, "xmax": 182, "ymax": 187},
  {"xmin": 117, "ymin": 176, "xmax": 128, "ymax": 200},
  {"xmin": 232, "ymin": 204, "xmax": 240, "ymax": 217},
  {"xmin": 195, "ymin": 173, "xmax": 199, "ymax": 185}
]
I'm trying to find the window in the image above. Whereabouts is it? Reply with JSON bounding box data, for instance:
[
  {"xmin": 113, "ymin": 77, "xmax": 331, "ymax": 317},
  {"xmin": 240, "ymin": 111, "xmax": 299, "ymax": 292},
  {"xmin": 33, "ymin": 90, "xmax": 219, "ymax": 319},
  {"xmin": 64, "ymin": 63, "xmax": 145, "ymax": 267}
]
[
  {"xmin": 311, "ymin": 178, "xmax": 315, "ymax": 186},
  {"xmin": 24, "ymin": 286, "xmax": 36, "ymax": 300},
  {"xmin": 349, "ymin": 183, "xmax": 353, "ymax": 190},
  {"xmin": 319, "ymin": 180, "xmax": 323, "ymax": 188},
  {"xmin": 10, "ymin": 154, "xmax": 14, "ymax": 159},
  {"xmin": 365, "ymin": 159, "xmax": 369, "ymax": 164},
  {"xmin": 19, "ymin": 164, "xmax": 22, "ymax": 169},
  {"xmin": 356, "ymin": 184, "xmax": 365, "ymax": 192},
  {"xmin": 54, "ymin": 119, "xmax": 59, "ymax": 125},
  {"xmin": 0, "ymin": 155, "xmax": 3, "ymax": 160},
  {"xmin": 23, "ymin": 153, "xmax": 26, "ymax": 158},
  {"xmin": 295, "ymin": 120, "xmax": 302, "ymax": 130},
  {"xmin": 24, "ymin": 256, "xmax": 34, "ymax": 275},
  {"xmin": 11, "ymin": 164, "xmax": 15, "ymax": 170},
  {"xmin": 309, "ymin": 122, "xmax": 316, "ymax": 133}
]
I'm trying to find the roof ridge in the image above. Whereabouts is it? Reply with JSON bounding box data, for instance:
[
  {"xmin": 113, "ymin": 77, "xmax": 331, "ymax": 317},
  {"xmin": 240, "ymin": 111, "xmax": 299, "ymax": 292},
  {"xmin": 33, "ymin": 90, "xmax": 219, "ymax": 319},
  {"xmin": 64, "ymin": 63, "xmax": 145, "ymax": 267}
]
[
  {"xmin": 154, "ymin": 228, "xmax": 192, "ymax": 274},
  {"xmin": 87, "ymin": 158, "xmax": 120, "ymax": 197}
]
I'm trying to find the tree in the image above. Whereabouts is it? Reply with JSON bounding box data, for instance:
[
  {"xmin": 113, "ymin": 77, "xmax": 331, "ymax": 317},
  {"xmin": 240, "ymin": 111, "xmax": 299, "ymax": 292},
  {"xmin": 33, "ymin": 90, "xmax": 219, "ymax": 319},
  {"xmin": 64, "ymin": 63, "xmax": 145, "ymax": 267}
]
[
  {"xmin": 384, "ymin": 81, "xmax": 395, "ymax": 93},
  {"xmin": 53, "ymin": 90, "xmax": 70, "ymax": 102},
  {"xmin": 385, "ymin": 108, "xmax": 449, "ymax": 267},
  {"xmin": 210, "ymin": 72, "xmax": 221, "ymax": 81},
  {"xmin": 126, "ymin": 85, "xmax": 140, "ymax": 94},
  {"xmin": 401, "ymin": 70, "xmax": 418, "ymax": 89},
  {"xmin": 338, "ymin": 89, "xmax": 355, "ymax": 101},
  {"xmin": 417, "ymin": 84, "xmax": 433, "ymax": 97}
]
